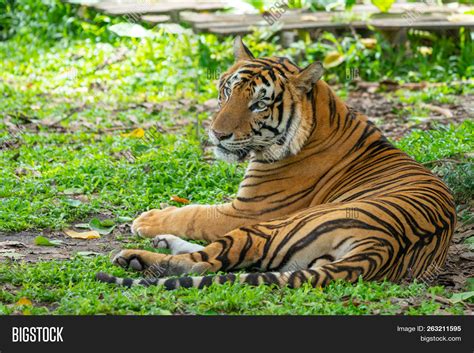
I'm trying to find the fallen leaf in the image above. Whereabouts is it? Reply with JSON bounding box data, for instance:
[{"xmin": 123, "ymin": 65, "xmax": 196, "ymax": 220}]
[
  {"xmin": 89, "ymin": 218, "xmax": 115, "ymax": 235},
  {"xmin": 449, "ymin": 291, "xmax": 474, "ymax": 304},
  {"xmin": 100, "ymin": 219, "xmax": 115, "ymax": 227},
  {"xmin": 15, "ymin": 297, "xmax": 32, "ymax": 307},
  {"xmin": 63, "ymin": 198, "xmax": 82, "ymax": 207},
  {"xmin": 170, "ymin": 195, "xmax": 190, "ymax": 204},
  {"xmin": 121, "ymin": 128, "xmax": 145, "ymax": 138},
  {"xmin": 117, "ymin": 216, "xmax": 133, "ymax": 223},
  {"xmin": 76, "ymin": 251, "xmax": 101, "ymax": 257},
  {"xmin": 34, "ymin": 236, "xmax": 63, "ymax": 247},
  {"xmin": 64, "ymin": 229, "xmax": 100, "ymax": 239}
]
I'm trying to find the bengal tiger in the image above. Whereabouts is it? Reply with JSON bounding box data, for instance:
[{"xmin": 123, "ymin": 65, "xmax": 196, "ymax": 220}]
[{"xmin": 97, "ymin": 37, "xmax": 456, "ymax": 290}]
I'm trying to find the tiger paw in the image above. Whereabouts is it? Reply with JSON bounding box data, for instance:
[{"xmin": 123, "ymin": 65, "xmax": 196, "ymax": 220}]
[
  {"xmin": 112, "ymin": 249, "xmax": 168, "ymax": 272},
  {"xmin": 152, "ymin": 234, "xmax": 205, "ymax": 255},
  {"xmin": 111, "ymin": 249, "xmax": 200, "ymax": 276},
  {"xmin": 131, "ymin": 207, "xmax": 177, "ymax": 238}
]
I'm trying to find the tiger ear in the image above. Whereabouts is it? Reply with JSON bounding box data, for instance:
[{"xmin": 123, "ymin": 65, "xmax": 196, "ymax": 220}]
[
  {"xmin": 234, "ymin": 36, "xmax": 255, "ymax": 62},
  {"xmin": 293, "ymin": 61, "xmax": 324, "ymax": 93}
]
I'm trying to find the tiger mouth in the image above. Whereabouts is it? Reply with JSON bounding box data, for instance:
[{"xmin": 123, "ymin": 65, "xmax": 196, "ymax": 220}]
[{"xmin": 216, "ymin": 144, "xmax": 249, "ymax": 162}]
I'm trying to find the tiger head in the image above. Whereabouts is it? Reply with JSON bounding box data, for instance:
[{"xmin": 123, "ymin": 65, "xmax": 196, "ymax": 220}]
[{"xmin": 209, "ymin": 36, "xmax": 324, "ymax": 163}]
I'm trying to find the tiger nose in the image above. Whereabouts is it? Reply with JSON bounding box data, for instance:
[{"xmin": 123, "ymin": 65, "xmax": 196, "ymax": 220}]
[{"xmin": 212, "ymin": 130, "xmax": 233, "ymax": 141}]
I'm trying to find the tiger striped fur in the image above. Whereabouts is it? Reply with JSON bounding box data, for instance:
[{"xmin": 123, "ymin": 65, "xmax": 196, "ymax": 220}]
[{"xmin": 96, "ymin": 37, "xmax": 456, "ymax": 290}]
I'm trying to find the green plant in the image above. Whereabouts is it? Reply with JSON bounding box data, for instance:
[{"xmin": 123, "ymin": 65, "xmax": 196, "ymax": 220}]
[
  {"xmin": 371, "ymin": 0, "xmax": 395, "ymax": 12},
  {"xmin": 0, "ymin": 0, "xmax": 117, "ymax": 42},
  {"xmin": 0, "ymin": 255, "xmax": 466, "ymax": 315}
]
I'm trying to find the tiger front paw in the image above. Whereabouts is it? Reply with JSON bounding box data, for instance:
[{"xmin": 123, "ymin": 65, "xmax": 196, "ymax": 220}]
[{"xmin": 131, "ymin": 207, "xmax": 177, "ymax": 238}]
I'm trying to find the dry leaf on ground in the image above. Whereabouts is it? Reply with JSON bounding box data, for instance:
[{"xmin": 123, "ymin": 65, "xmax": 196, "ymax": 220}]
[
  {"xmin": 64, "ymin": 229, "xmax": 100, "ymax": 239},
  {"xmin": 15, "ymin": 297, "xmax": 32, "ymax": 306},
  {"xmin": 170, "ymin": 195, "xmax": 190, "ymax": 204},
  {"xmin": 121, "ymin": 128, "xmax": 145, "ymax": 138}
]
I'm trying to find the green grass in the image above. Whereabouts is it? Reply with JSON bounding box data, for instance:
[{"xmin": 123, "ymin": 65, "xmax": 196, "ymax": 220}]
[
  {"xmin": 1, "ymin": 121, "xmax": 471, "ymax": 232},
  {"xmin": 1, "ymin": 0, "xmax": 473, "ymax": 315},
  {"xmin": 0, "ymin": 255, "xmax": 466, "ymax": 315},
  {"xmin": 396, "ymin": 122, "xmax": 474, "ymax": 219},
  {"xmin": 396, "ymin": 121, "xmax": 473, "ymax": 163},
  {"xmin": 0, "ymin": 131, "xmax": 243, "ymax": 231}
]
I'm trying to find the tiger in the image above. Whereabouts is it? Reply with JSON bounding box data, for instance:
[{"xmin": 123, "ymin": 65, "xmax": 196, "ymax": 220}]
[{"xmin": 97, "ymin": 37, "xmax": 456, "ymax": 290}]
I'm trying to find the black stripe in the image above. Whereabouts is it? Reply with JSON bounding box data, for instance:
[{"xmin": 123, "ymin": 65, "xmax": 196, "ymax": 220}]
[
  {"xmin": 262, "ymin": 272, "xmax": 279, "ymax": 285},
  {"xmin": 164, "ymin": 278, "xmax": 177, "ymax": 290},
  {"xmin": 198, "ymin": 275, "xmax": 214, "ymax": 289},
  {"xmin": 218, "ymin": 274, "xmax": 237, "ymax": 284},
  {"xmin": 244, "ymin": 273, "xmax": 260, "ymax": 286},
  {"xmin": 258, "ymin": 73, "xmax": 271, "ymax": 86},
  {"xmin": 178, "ymin": 276, "xmax": 194, "ymax": 288},
  {"xmin": 122, "ymin": 278, "xmax": 133, "ymax": 287}
]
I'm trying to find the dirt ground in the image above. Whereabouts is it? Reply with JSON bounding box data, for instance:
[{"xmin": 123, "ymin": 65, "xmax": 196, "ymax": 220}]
[
  {"xmin": 436, "ymin": 223, "xmax": 474, "ymax": 290},
  {"xmin": 344, "ymin": 82, "xmax": 471, "ymax": 141},
  {"xmin": 0, "ymin": 220, "xmax": 129, "ymax": 263}
]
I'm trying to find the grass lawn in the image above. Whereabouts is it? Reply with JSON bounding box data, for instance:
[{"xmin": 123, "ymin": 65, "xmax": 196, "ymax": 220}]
[{"xmin": 0, "ymin": 7, "xmax": 473, "ymax": 314}]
